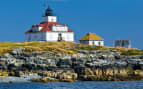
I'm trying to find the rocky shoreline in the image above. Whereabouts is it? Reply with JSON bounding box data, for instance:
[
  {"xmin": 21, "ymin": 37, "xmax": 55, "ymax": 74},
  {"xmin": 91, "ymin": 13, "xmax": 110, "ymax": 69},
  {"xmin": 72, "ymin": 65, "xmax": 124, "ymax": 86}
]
[{"xmin": 0, "ymin": 46, "xmax": 143, "ymax": 82}]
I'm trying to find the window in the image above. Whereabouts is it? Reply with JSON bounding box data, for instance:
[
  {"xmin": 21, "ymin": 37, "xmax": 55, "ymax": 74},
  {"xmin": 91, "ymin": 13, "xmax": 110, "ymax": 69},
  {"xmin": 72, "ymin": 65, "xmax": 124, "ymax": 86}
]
[
  {"xmin": 98, "ymin": 42, "xmax": 101, "ymax": 46},
  {"xmin": 51, "ymin": 18, "xmax": 54, "ymax": 22},
  {"xmin": 35, "ymin": 35, "xmax": 38, "ymax": 40},
  {"xmin": 28, "ymin": 36, "xmax": 31, "ymax": 41},
  {"xmin": 58, "ymin": 33, "xmax": 63, "ymax": 41},
  {"xmin": 41, "ymin": 33, "xmax": 44, "ymax": 40},
  {"xmin": 92, "ymin": 41, "xmax": 95, "ymax": 45}
]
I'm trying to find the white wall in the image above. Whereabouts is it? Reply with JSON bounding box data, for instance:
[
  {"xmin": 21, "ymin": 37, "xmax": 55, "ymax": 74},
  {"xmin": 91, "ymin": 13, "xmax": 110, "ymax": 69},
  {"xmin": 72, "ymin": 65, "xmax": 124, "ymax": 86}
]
[
  {"xmin": 46, "ymin": 32, "xmax": 74, "ymax": 42},
  {"xmin": 89, "ymin": 41, "xmax": 104, "ymax": 46},
  {"xmin": 80, "ymin": 40, "xmax": 104, "ymax": 46},
  {"xmin": 26, "ymin": 32, "xmax": 74, "ymax": 42},
  {"xmin": 51, "ymin": 25, "xmax": 68, "ymax": 32},
  {"xmin": 26, "ymin": 32, "xmax": 46, "ymax": 41},
  {"xmin": 42, "ymin": 16, "xmax": 57, "ymax": 22}
]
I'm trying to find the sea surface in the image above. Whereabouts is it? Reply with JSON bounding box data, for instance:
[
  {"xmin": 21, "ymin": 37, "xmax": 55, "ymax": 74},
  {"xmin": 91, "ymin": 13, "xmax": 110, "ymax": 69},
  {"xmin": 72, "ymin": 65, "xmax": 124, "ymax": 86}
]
[{"xmin": 0, "ymin": 81, "xmax": 143, "ymax": 89}]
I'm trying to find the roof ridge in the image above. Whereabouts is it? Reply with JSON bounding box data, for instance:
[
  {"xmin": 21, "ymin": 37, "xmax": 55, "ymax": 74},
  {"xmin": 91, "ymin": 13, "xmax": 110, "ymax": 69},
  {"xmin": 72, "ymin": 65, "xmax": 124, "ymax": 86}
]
[
  {"xmin": 25, "ymin": 22, "xmax": 73, "ymax": 34},
  {"xmin": 80, "ymin": 33, "xmax": 104, "ymax": 41}
]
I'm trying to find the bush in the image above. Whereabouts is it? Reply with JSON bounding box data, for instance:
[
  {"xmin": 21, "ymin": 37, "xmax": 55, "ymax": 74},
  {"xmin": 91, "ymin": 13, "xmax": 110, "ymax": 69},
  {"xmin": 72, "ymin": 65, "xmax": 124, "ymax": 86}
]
[
  {"xmin": 121, "ymin": 50, "xmax": 143, "ymax": 56},
  {"xmin": 76, "ymin": 46, "xmax": 102, "ymax": 51}
]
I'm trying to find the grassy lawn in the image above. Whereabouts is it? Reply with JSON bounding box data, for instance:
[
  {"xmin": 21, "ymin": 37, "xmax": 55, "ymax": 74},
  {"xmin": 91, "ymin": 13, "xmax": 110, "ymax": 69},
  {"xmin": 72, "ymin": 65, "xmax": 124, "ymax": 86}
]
[
  {"xmin": 0, "ymin": 41, "xmax": 76, "ymax": 55},
  {"xmin": 0, "ymin": 41, "xmax": 141, "ymax": 56}
]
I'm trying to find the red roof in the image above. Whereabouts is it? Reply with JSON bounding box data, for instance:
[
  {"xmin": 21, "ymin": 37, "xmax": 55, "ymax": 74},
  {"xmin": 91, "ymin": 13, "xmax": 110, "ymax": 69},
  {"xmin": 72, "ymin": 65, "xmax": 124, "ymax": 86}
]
[{"xmin": 25, "ymin": 22, "xmax": 73, "ymax": 34}]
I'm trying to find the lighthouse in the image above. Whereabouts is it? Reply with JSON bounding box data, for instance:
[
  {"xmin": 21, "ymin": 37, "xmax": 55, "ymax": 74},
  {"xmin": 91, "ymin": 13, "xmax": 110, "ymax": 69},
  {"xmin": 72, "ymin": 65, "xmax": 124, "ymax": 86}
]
[{"xmin": 25, "ymin": 6, "xmax": 74, "ymax": 42}]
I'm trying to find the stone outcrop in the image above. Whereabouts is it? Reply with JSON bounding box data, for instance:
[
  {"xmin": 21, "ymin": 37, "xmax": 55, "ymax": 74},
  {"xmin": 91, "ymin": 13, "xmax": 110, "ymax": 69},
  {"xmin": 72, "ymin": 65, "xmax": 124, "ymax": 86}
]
[{"xmin": 0, "ymin": 47, "xmax": 143, "ymax": 81}]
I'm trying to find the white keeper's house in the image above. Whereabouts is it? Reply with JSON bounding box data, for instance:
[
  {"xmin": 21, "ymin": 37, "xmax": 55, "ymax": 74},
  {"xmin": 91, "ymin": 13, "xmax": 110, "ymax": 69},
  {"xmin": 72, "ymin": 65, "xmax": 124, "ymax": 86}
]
[
  {"xmin": 80, "ymin": 33, "xmax": 104, "ymax": 46},
  {"xmin": 25, "ymin": 6, "xmax": 74, "ymax": 42}
]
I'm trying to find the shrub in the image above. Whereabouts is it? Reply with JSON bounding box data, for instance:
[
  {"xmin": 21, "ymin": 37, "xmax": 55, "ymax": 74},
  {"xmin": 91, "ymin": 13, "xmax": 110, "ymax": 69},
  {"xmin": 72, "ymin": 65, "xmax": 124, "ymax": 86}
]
[
  {"xmin": 121, "ymin": 50, "xmax": 143, "ymax": 56},
  {"xmin": 76, "ymin": 46, "xmax": 102, "ymax": 51}
]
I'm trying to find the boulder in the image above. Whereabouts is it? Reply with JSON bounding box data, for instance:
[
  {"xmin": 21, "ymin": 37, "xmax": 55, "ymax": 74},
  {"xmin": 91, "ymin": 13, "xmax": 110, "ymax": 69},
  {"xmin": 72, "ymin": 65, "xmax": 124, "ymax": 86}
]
[
  {"xmin": 57, "ymin": 72, "xmax": 77, "ymax": 80},
  {"xmin": 78, "ymin": 50, "xmax": 89, "ymax": 54},
  {"xmin": 46, "ymin": 59, "xmax": 57, "ymax": 67},
  {"xmin": 11, "ymin": 47, "xmax": 24, "ymax": 55},
  {"xmin": 4, "ymin": 53, "xmax": 13, "ymax": 58},
  {"xmin": 15, "ymin": 71, "xmax": 24, "ymax": 77},
  {"xmin": 99, "ymin": 55, "xmax": 108, "ymax": 59},
  {"xmin": 57, "ymin": 59, "xmax": 72, "ymax": 68},
  {"xmin": 77, "ymin": 53, "xmax": 87, "ymax": 58},
  {"xmin": 140, "ymin": 56, "xmax": 143, "ymax": 59},
  {"xmin": 89, "ymin": 51, "xmax": 97, "ymax": 54}
]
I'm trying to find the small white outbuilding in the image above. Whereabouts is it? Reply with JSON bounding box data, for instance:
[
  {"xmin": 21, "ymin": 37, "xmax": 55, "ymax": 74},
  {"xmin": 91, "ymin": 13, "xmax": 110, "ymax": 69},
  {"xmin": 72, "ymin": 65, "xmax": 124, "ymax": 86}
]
[{"xmin": 80, "ymin": 33, "xmax": 104, "ymax": 46}]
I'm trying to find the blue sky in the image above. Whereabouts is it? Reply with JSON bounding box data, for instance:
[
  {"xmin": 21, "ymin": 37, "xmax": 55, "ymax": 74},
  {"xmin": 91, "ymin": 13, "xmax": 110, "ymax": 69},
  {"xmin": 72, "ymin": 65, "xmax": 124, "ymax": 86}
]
[{"xmin": 0, "ymin": 0, "xmax": 143, "ymax": 49}]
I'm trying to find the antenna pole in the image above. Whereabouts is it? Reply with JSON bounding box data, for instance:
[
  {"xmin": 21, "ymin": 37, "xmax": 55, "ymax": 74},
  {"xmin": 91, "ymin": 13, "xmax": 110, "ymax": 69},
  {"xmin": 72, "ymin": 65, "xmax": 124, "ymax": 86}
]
[{"xmin": 43, "ymin": 0, "xmax": 47, "ymax": 10}]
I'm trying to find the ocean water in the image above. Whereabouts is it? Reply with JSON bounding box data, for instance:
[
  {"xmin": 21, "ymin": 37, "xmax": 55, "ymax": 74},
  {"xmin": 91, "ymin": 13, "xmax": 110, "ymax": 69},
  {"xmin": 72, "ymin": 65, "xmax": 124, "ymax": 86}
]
[{"xmin": 0, "ymin": 81, "xmax": 143, "ymax": 89}]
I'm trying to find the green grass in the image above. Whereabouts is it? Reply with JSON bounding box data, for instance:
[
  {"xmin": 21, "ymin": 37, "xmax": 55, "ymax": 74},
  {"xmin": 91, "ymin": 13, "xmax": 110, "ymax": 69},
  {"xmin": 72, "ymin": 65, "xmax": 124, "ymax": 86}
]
[
  {"xmin": 121, "ymin": 49, "xmax": 143, "ymax": 56},
  {"xmin": 0, "ymin": 41, "xmax": 141, "ymax": 56},
  {"xmin": 0, "ymin": 41, "xmax": 76, "ymax": 55},
  {"xmin": 75, "ymin": 46, "xmax": 102, "ymax": 51}
]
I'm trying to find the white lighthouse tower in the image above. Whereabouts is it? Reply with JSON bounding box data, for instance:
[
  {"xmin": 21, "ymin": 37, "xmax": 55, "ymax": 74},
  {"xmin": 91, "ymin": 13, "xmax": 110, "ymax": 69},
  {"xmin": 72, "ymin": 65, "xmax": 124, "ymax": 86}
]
[{"xmin": 25, "ymin": 6, "xmax": 74, "ymax": 42}]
